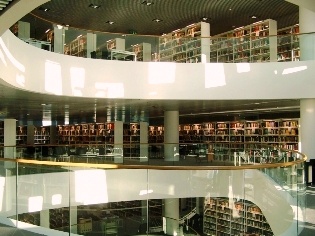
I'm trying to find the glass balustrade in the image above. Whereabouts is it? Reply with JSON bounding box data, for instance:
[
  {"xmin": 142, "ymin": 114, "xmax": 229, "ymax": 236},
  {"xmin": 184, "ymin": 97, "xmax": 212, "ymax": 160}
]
[{"xmin": 0, "ymin": 143, "xmax": 307, "ymax": 235}]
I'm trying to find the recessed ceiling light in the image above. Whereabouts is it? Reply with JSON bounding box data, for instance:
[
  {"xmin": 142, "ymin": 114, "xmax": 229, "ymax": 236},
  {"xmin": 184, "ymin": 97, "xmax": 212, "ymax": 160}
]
[
  {"xmin": 45, "ymin": 29, "xmax": 51, "ymax": 33},
  {"xmin": 89, "ymin": 3, "xmax": 101, "ymax": 9},
  {"xmin": 106, "ymin": 21, "xmax": 114, "ymax": 25},
  {"xmin": 251, "ymin": 15, "xmax": 257, "ymax": 19},
  {"xmin": 229, "ymin": 8, "xmax": 232, "ymax": 11},
  {"xmin": 141, "ymin": 1, "xmax": 153, "ymax": 6},
  {"xmin": 152, "ymin": 18, "xmax": 162, "ymax": 23},
  {"xmin": 38, "ymin": 7, "xmax": 50, "ymax": 12},
  {"xmin": 201, "ymin": 17, "xmax": 208, "ymax": 21}
]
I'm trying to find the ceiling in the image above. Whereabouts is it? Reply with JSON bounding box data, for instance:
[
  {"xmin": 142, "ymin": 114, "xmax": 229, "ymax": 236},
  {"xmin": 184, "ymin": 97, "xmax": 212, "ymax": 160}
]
[{"xmin": 0, "ymin": 0, "xmax": 302, "ymax": 125}]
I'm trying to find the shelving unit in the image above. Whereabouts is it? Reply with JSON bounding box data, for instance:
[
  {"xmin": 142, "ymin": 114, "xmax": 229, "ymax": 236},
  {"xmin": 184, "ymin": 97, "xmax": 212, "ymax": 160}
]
[
  {"xmin": 159, "ymin": 21, "xmax": 210, "ymax": 63},
  {"xmin": 49, "ymin": 207, "xmax": 70, "ymax": 230},
  {"xmin": 148, "ymin": 125, "xmax": 164, "ymax": 143},
  {"xmin": 123, "ymin": 122, "xmax": 140, "ymax": 158},
  {"xmin": 34, "ymin": 126, "xmax": 50, "ymax": 144},
  {"xmin": 153, "ymin": 118, "xmax": 299, "ymax": 162},
  {"xmin": 215, "ymin": 122, "xmax": 230, "ymax": 161},
  {"xmin": 277, "ymin": 24, "xmax": 300, "ymax": 62},
  {"xmin": 106, "ymin": 38, "xmax": 125, "ymax": 51},
  {"xmin": 66, "ymin": 35, "xmax": 87, "ymax": 57},
  {"xmin": 210, "ymin": 19, "xmax": 277, "ymax": 63},
  {"xmin": 57, "ymin": 122, "xmax": 115, "ymax": 145},
  {"xmin": 179, "ymin": 124, "xmax": 203, "ymax": 143},
  {"xmin": 131, "ymin": 43, "xmax": 151, "ymax": 62},
  {"xmin": 0, "ymin": 121, "xmax": 3, "ymax": 145},
  {"xmin": 203, "ymin": 197, "xmax": 274, "ymax": 236},
  {"xmin": 229, "ymin": 121, "xmax": 245, "ymax": 153}
]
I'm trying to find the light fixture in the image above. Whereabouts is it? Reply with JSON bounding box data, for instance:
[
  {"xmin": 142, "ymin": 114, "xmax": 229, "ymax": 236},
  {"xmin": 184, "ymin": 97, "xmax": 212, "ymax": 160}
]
[
  {"xmin": 38, "ymin": 7, "xmax": 50, "ymax": 12},
  {"xmin": 45, "ymin": 29, "xmax": 51, "ymax": 33},
  {"xmin": 251, "ymin": 15, "xmax": 257, "ymax": 19},
  {"xmin": 57, "ymin": 24, "xmax": 63, "ymax": 29},
  {"xmin": 106, "ymin": 21, "xmax": 114, "ymax": 25},
  {"xmin": 89, "ymin": 3, "xmax": 101, "ymax": 9},
  {"xmin": 201, "ymin": 17, "xmax": 209, "ymax": 21},
  {"xmin": 152, "ymin": 18, "xmax": 162, "ymax": 22},
  {"xmin": 141, "ymin": 1, "xmax": 153, "ymax": 6}
]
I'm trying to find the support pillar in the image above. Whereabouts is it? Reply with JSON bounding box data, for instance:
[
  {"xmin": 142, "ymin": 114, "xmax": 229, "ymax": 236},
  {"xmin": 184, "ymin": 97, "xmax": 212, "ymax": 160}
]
[
  {"xmin": 70, "ymin": 206, "xmax": 78, "ymax": 234},
  {"xmin": 164, "ymin": 111, "xmax": 179, "ymax": 161},
  {"xmin": 4, "ymin": 119, "xmax": 16, "ymax": 219},
  {"xmin": 299, "ymin": 5, "xmax": 315, "ymax": 60},
  {"xmin": 164, "ymin": 199, "xmax": 179, "ymax": 236},
  {"xmin": 53, "ymin": 25, "xmax": 66, "ymax": 54},
  {"xmin": 40, "ymin": 209, "xmax": 50, "ymax": 228},
  {"xmin": 300, "ymin": 99, "xmax": 315, "ymax": 160},
  {"xmin": 87, "ymin": 32, "xmax": 97, "ymax": 58}
]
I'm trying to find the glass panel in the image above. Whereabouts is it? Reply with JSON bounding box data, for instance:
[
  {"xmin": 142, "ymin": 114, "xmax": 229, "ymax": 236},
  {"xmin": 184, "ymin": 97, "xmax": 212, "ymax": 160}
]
[{"xmin": 0, "ymin": 158, "xmax": 17, "ymax": 229}]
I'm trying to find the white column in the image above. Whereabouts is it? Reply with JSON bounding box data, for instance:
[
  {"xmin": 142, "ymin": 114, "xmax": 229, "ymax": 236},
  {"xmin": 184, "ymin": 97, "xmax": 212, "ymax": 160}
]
[
  {"xmin": 164, "ymin": 199, "xmax": 179, "ymax": 235},
  {"xmin": 114, "ymin": 121, "xmax": 123, "ymax": 163},
  {"xmin": 299, "ymin": 3, "xmax": 315, "ymax": 60},
  {"xmin": 54, "ymin": 26, "xmax": 66, "ymax": 54},
  {"xmin": 4, "ymin": 119, "xmax": 16, "ymax": 216},
  {"xmin": 164, "ymin": 111, "xmax": 179, "ymax": 161},
  {"xmin": 140, "ymin": 122, "xmax": 148, "ymax": 161},
  {"xmin": 300, "ymin": 99, "xmax": 315, "ymax": 160},
  {"xmin": 17, "ymin": 21, "xmax": 30, "ymax": 39},
  {"xmin": 40, "ymin": 210, "xmax": 50, "ymax": 228},
  {"xmin": 86, "ymin": 32, "xmax": 97, "ymax": 58},
  {"xmin": 70, "ymin": 206, "xmax": 78, "ymax": 234}
]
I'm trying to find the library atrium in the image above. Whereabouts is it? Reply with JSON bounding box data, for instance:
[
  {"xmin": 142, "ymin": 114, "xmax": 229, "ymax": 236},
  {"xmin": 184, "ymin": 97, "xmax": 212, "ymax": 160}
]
[{"xmin": 0, "ymin": 0, "xmax": 315, "ymax": 235}]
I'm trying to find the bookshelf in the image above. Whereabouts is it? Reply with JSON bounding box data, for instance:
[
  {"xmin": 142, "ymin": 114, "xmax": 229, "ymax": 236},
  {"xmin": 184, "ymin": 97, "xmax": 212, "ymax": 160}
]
[
  {"xmin": 16, "ymin": 125, "xmax": 27, "ymax": 145},
  {"xmin": 179, "ymin": 124, "xmax": 203, "ymax": 143},
  {"xmin": 153, "ymin": 118, "xmax": 299, "ymax": 162},
  {"xmin": 277, "ymin": 24, "xmax": 300, "ymax": 62},
  {"xmin": 123, "ymin": 123, "xmax": 140, "ymax": 158},
  {"xmin": 159, "ymin": 21, "xmax": 210, "ymax": 63},
  {"xmin": 66, "ymin": 35, "xmax": 87, "ymax": 57},
  {"xmin": 49, "ymin": 207, "xmax": 70, "ymax": 230},
  {"xmin": 131, "ymin": 43, "xmax": 152, "ymax": 62},
  {"xmin": 107, "ymin": 38, "xmax": 125, "ymax": 51},
  {"xmin": 0, "ymin": 121, "xmax": 3, "ymax": 145},
  {"xmin": 57, "ymin": 122, "xmax": 116, "ymax": 145},
  {"xmin": 210, "ymin": 19, "xmax": 278, "ymax": 63},
  {"xmin": 203, "ymin": 197, "xmax": 274, "ymax": 236},
  {"xmin": 149, "ymin": 125, "xmax": 164, "ymax": 143},
  {"xmin": 202, "ymin": 122, "xmax": 216, "ymax": 143}
]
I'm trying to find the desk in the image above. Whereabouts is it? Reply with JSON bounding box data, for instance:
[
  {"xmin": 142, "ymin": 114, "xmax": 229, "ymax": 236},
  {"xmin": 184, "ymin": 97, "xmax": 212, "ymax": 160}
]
[{"xmin": 110, "ymin": 49, "xmax": 137, "ymax": 61}]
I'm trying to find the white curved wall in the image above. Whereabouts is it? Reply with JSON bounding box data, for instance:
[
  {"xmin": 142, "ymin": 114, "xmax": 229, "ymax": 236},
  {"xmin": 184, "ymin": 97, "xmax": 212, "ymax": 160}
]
[
  {"xmin": 0, "ymin": 168, "xmax": 302, "ymax": 236},
  {"xmin": 0, "ymin": 0, "xmax": 50, "ymax": 36},
  {"xmin": 1, "ymin": 30, "xmax": 315, "ymax": 100}
]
